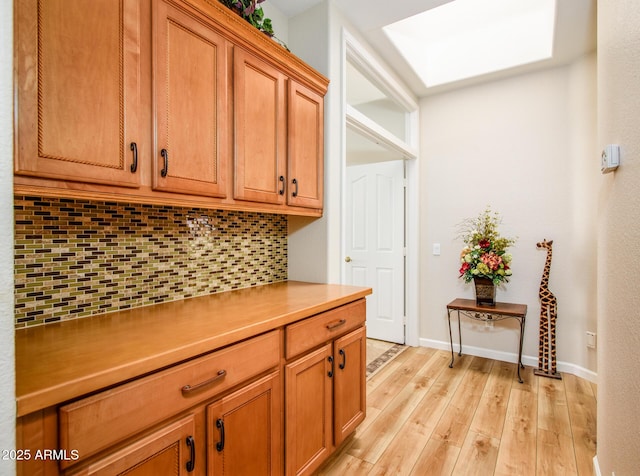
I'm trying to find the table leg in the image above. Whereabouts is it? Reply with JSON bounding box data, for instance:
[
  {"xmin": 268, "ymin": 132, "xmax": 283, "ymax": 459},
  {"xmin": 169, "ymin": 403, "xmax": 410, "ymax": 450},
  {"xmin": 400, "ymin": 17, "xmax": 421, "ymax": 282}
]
[
  {"xmin": 448, "ymin": 309, "xmax": 455, "ymax": 368},
  {"xmin": 457, "ymin": 310, "xmax": 462, "ymax": 357},
  {"xmin": 517, "ymin": 317, "xmax": 525, "ymax": 383}
]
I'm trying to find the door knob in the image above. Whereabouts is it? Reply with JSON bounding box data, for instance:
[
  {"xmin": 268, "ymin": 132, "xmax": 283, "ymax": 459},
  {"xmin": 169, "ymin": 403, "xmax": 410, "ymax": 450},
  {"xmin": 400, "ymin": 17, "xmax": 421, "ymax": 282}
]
[{"xmin": 345, "ymin": 256, "xmax": 352, "ymax": 263}]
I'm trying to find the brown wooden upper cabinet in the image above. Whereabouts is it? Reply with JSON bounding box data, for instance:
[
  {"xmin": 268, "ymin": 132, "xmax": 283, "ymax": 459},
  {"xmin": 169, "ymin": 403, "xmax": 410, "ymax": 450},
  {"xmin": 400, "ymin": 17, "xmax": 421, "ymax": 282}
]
[
  {"xmin": 233, "ymin": 48, "xmax": 287, "ymax": 205},
  {"xmin": 15, "ymin": 0, "xmax": 142, "ymax": 188},
  {"xmin": 152, "ymin": 0, "xmax": 229, "ymax": 198},
  {"xmin": 234, "ymin": 49, "xmax": 324, "ymax": 210},
  {"xmin": 14, "ymin": 0, "xmax": 328, "ymax": 215},
  {"xmin": 287, "ymin": 81, "xmax": 324, "ymax": 209}
]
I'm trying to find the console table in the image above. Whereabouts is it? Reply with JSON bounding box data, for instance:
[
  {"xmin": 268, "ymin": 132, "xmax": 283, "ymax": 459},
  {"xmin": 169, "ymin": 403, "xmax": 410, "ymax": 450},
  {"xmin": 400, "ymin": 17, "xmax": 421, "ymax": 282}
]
[{"xmin": 446, "ymin": 298, "xmax": 527, "ymax": 383}]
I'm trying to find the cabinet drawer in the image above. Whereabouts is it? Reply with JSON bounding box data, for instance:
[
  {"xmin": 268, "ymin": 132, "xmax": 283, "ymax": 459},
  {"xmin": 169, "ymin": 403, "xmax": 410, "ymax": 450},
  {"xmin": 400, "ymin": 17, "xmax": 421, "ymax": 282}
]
[
  {"xmin": 285, "ymin": 299, "xmax": 365, "ymax": 359},
  {"xmin": 59, "ymin": 330, "xmax": 280, "ymax": 465}
]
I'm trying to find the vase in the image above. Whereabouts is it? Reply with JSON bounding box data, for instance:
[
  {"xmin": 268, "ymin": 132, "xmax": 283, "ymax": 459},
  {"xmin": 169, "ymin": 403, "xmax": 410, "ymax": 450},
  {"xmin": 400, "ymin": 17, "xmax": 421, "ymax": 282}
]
[{"xmin": 473, "ymin": 277, "xmax": 496, "ymax": 306}]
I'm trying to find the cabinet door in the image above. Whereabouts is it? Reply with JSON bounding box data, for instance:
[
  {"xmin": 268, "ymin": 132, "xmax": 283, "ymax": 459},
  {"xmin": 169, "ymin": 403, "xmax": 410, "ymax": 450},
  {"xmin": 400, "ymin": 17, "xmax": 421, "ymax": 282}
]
[
  {"xmin": 153, "ymin": 0, "xmax": 229, "ymax": 198},
  {"xmin": 68, "ymin": 415, "xmax": 197, "ymax": 475},
  {"xmin": 287, "ymin": 81, "xmax": 324, "ymax": 209},
  {"xmin": 207, "ymin": 372, "xmax": 282, "ymax": 475},
  {"xmin": 233, "ymin": 48, "xmax": 287, "ymax": 204},
  {"xmin": 285, "ymin": 344, "xmax": 333, "ymax": 476},
  {"xmin": 333, "ymin": 326, "xmax": 366, "ymax": 445},
  {"xmin": 15, "ymin": 0, "xmax": 141, "ymax": 187}
]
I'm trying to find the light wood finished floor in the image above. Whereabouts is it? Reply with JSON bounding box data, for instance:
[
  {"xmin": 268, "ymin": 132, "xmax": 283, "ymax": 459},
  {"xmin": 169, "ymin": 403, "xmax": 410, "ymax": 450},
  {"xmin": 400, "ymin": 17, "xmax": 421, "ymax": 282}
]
[{"xmin": 318, "ymin": 346, "xmax": 597, "ymax": 476}]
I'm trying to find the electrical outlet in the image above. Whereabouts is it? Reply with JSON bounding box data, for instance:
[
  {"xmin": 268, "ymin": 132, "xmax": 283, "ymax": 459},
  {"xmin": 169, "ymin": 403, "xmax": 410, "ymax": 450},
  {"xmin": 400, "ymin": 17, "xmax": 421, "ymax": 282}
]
[{"xmin": 586, "ymin": 331, "xmax": 596, "ymax": 349}]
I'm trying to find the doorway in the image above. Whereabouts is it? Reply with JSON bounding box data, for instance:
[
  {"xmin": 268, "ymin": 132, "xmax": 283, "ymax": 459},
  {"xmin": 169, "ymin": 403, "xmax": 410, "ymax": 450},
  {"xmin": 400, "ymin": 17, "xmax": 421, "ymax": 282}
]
[
  {"xmin": 345, "ymin": 159, "xmax": 405, "ymax": 343},
  {"xmin": 342, "ymin": 30, "xmax": 419, "ymax": 346}
]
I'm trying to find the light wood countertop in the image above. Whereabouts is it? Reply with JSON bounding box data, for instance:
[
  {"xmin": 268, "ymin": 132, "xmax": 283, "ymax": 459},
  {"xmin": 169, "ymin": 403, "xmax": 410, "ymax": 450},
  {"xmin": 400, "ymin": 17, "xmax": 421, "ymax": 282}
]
[{"xmin": 15, "ymin": 281, "xmax": 371, "ymax": 417}]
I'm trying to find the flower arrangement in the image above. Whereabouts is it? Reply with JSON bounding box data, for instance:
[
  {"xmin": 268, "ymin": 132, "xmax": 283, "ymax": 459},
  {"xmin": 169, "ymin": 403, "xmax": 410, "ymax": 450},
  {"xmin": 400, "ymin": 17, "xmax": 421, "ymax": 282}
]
[
  {"xmin": 457, "ymin": 207, "xmax": 516, "ymax": 285},
  {"xmin": 219, "ymin": 0, "xmax": 274, "ymax": 36}
]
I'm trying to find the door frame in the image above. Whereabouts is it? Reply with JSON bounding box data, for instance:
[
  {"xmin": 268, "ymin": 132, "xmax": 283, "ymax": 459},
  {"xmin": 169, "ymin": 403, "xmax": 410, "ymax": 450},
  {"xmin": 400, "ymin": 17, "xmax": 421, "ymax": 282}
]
[{"xmin": 341, "ymin": 29, "xmax": 420, "ymax": 347}]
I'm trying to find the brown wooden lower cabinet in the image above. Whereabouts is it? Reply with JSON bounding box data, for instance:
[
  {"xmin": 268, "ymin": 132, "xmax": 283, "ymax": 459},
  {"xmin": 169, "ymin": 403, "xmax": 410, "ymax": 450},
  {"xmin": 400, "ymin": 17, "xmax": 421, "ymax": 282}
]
[
  {"xmin": 333, "ymin": 327, "xmax": 367, "ymax": 446},
  {"xmin": 66, "ymin": 415, "xmax": 196, "ymax": 476},
  {"xmin": 16, "ymin": 300, "xmax": 367, "ymax": 476},
  {"xmin": 285, "ymin": 344, "xmax": 334, "ymax": 475},
  {"xmin": 285, "ymin": 325, "xmax": 367, "ymax": 476},
  {"xmin": 207, "ymin": 372, "xmax": 282, "ymax": 475}
]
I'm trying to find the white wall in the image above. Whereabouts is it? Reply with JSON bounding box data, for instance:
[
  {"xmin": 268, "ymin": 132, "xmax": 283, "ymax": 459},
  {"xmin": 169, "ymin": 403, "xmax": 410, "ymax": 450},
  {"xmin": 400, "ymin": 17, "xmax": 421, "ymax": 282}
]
[
  {"xmin": 285, "ymin": 1, "xmax": 332, "ymax": 283},
  {"xmin": 284, "ymin": 2, "xmax": 600, "ymax": 377},
  {"xmin": 0, "ymin": 0, "xmax": 15, "ymax": 474},
  {"xmin": 596, "ymin": 0, "xmax": 640, "ymax": 473},
  {"xmin": 286, "ymin": 1, "xmax": 352, "ymax": 284},
  {"xmin": 420, "ymin": 55, "xmax": 598, "ymax": 377},
  {"xmin": 260, "ymin": 2, "xmax": 289, "ymax": 49}
]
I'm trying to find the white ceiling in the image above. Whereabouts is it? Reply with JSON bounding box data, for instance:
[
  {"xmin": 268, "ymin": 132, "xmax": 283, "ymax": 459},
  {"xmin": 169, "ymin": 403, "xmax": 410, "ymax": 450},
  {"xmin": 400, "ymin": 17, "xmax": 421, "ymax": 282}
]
[
  {"xmin": 269, "ymin": 0, "xmax": 596, "ymax": 163},
  {"xmin": 268, "ymin": 0, "xmax": 596, "ymax": 97}
]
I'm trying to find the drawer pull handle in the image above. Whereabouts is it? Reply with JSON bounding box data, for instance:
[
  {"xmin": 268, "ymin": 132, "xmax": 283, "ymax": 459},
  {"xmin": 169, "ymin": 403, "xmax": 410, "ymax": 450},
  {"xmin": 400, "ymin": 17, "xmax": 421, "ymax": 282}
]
[
  {"xmin": 216, "ymin": 418, "xmax": 225, "ymax": 452},
  {"xmin": 292, "ymin": 178, "xmax": 299, "ymax": 197},
  {"xmin": 339, "ymin": 348, "xmax": 346, "ymax": 370},
  {"xmin": 186, "ymin": 435, "xmax": 196, "ymax": 472},
  {"xmin": 279, "ymin": 175, "xmax": 285, "ymax": 195},
  {"xmin": 181, "ymin": 369, "xmax": 226, "ymax": 394},
  {"xmin": 326, "ymin": 319, "xmax": 347, "ymax": 331},
  {"xmin": 327, "ymin": 355, "xmax": 334, "ymax": 378}
]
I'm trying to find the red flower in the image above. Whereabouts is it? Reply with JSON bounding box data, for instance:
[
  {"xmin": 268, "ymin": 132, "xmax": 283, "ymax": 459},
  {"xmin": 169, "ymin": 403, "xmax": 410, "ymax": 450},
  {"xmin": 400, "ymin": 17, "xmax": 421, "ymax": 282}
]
[
  {"xmin": 479, "ymin": 239, "xmax": 491, "ymax": 249},
  {"xmin": 459, "ymin": 262, "xmax": 470, "ymax": 275}
]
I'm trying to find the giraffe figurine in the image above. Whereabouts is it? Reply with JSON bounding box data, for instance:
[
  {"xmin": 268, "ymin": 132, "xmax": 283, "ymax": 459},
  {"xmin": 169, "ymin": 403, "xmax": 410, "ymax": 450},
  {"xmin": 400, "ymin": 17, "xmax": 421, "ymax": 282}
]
[{"xmin": 534, "ymin": 239, "xmax": 562, "ymax": 379}]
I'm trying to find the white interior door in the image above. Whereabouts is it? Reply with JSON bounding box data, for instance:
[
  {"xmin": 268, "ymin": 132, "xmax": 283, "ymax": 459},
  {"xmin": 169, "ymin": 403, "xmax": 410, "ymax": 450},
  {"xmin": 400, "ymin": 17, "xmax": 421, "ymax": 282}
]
[{"xmin": 345, "ymin": 160, "xmax": 405, "ymax": 344}]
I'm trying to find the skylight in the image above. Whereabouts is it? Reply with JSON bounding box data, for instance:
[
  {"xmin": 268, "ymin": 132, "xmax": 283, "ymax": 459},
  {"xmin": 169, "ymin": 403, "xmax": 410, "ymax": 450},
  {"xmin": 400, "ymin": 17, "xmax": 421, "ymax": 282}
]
[{"xmin": 383, "ymin": 0, "xmax": 556, "ymax": 88}]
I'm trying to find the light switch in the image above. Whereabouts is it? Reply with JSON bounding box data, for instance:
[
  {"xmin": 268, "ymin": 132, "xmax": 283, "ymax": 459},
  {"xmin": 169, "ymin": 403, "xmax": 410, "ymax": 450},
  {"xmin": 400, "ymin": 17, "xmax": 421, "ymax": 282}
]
[{"xmin": 433, "ymin": 243, "xmax": 441, "ymax": 255}]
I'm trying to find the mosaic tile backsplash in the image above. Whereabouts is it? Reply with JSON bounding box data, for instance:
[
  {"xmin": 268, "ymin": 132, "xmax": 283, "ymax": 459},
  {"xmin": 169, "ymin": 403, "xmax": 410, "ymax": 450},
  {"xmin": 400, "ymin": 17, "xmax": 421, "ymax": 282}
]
[{"xmin": 14, "ymin": 196, "xmax": 288, "ymax": 328}]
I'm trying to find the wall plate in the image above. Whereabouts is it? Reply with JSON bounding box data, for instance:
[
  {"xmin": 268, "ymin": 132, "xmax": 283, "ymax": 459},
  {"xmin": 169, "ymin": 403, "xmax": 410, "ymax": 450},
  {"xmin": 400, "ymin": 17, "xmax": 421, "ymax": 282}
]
[{"xmin": 601, "ymin": 144, "xmax": 620, "ymax": 173}]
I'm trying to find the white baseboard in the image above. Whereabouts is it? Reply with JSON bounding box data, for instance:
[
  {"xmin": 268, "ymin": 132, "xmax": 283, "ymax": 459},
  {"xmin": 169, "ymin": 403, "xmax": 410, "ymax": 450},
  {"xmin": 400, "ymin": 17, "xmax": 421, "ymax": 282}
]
[
  {"xmin": 419, "ymin": 338, "xmax": 598, "ymax": 383},
  {"xmin": 593, "ymin": 455, "xmax": 602, "ymax": 476}
]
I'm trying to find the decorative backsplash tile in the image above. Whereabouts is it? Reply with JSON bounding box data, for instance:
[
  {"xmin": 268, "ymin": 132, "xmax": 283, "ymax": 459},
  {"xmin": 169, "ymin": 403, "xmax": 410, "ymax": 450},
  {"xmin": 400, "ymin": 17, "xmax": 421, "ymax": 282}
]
[{"xmin": 14, "ymin": 196, "xmax": 288, "ymax": 328}]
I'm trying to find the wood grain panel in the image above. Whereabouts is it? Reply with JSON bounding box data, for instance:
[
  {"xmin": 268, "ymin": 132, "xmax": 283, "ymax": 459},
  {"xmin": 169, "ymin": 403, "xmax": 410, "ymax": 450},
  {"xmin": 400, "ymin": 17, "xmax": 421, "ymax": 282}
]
[
  {"xmin": 285, "ymin": 299, "xmax": 366, "ymax": 359},
  {"xmin": 66, "ymin": 415, "xmax": 195, "ymax": 475},
  {"xmin": 59, "ymin": 331, "xmax": 280, "ymax": 462},
  {"xmin": 233, "ymin": 48, "xmax": 286, "ymax": 204},
  {"xmin": 152, "ymin": 0, "xmax": 229, "ymax": 197},
  {"xmin": 318, "ymin": 348, "xmax": 597, "ymax": 476},
  {"xmin": 494, "ymin": 387, "xmax": 537, "ymax": 475},
  {"xmin": 410, "ymin": 438, "xmax": 460, "ymax": 476},
  {"xmin": 285, "ymin": 344, "xmax": 333, "ymax": 476},
  {"xmin": 432, "ymin": 356, "xmax": 493, "ymax": 446},
  {"xmin": 538, "ymin": 377, "xmax": 572, "ymax": 436},
  {"xmin": 15, "ymin": 0, "xmax": 141, "ymax": 187},
  {"xmin": 207, "ymin": 372, "xmax": 282, "ymax": 475},
  {"xmin": 333, "ymin": 327, "xmax": 366, "ymax": 445},
  {"xmin": 16, "ymin": 282, "xmax": 371, "ymax": 417},
  {"xmin": 536, "ymin": 428, "xmax": 578, "ymax": 475},
  {"xmin": 470, "ymin": 360, "xmax": 516, "ymax": 439},
  {"xmin": 454, "ymin": 432, "xmax": 500, "ymax": 476},
  {"xmin": 346, "ymin": 348, "xmax": 439, "ymax": 464},
  {"xmin": 287, "ymin": 80, "xmax": 324, "ymax": 209}
]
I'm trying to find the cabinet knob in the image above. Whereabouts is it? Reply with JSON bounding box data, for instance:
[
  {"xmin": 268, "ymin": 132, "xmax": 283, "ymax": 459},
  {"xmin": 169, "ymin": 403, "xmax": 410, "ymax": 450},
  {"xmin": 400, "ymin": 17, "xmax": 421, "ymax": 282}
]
[{"xmin": 345, "ymin": 256, "xmax": 352, "ymax": 263}]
